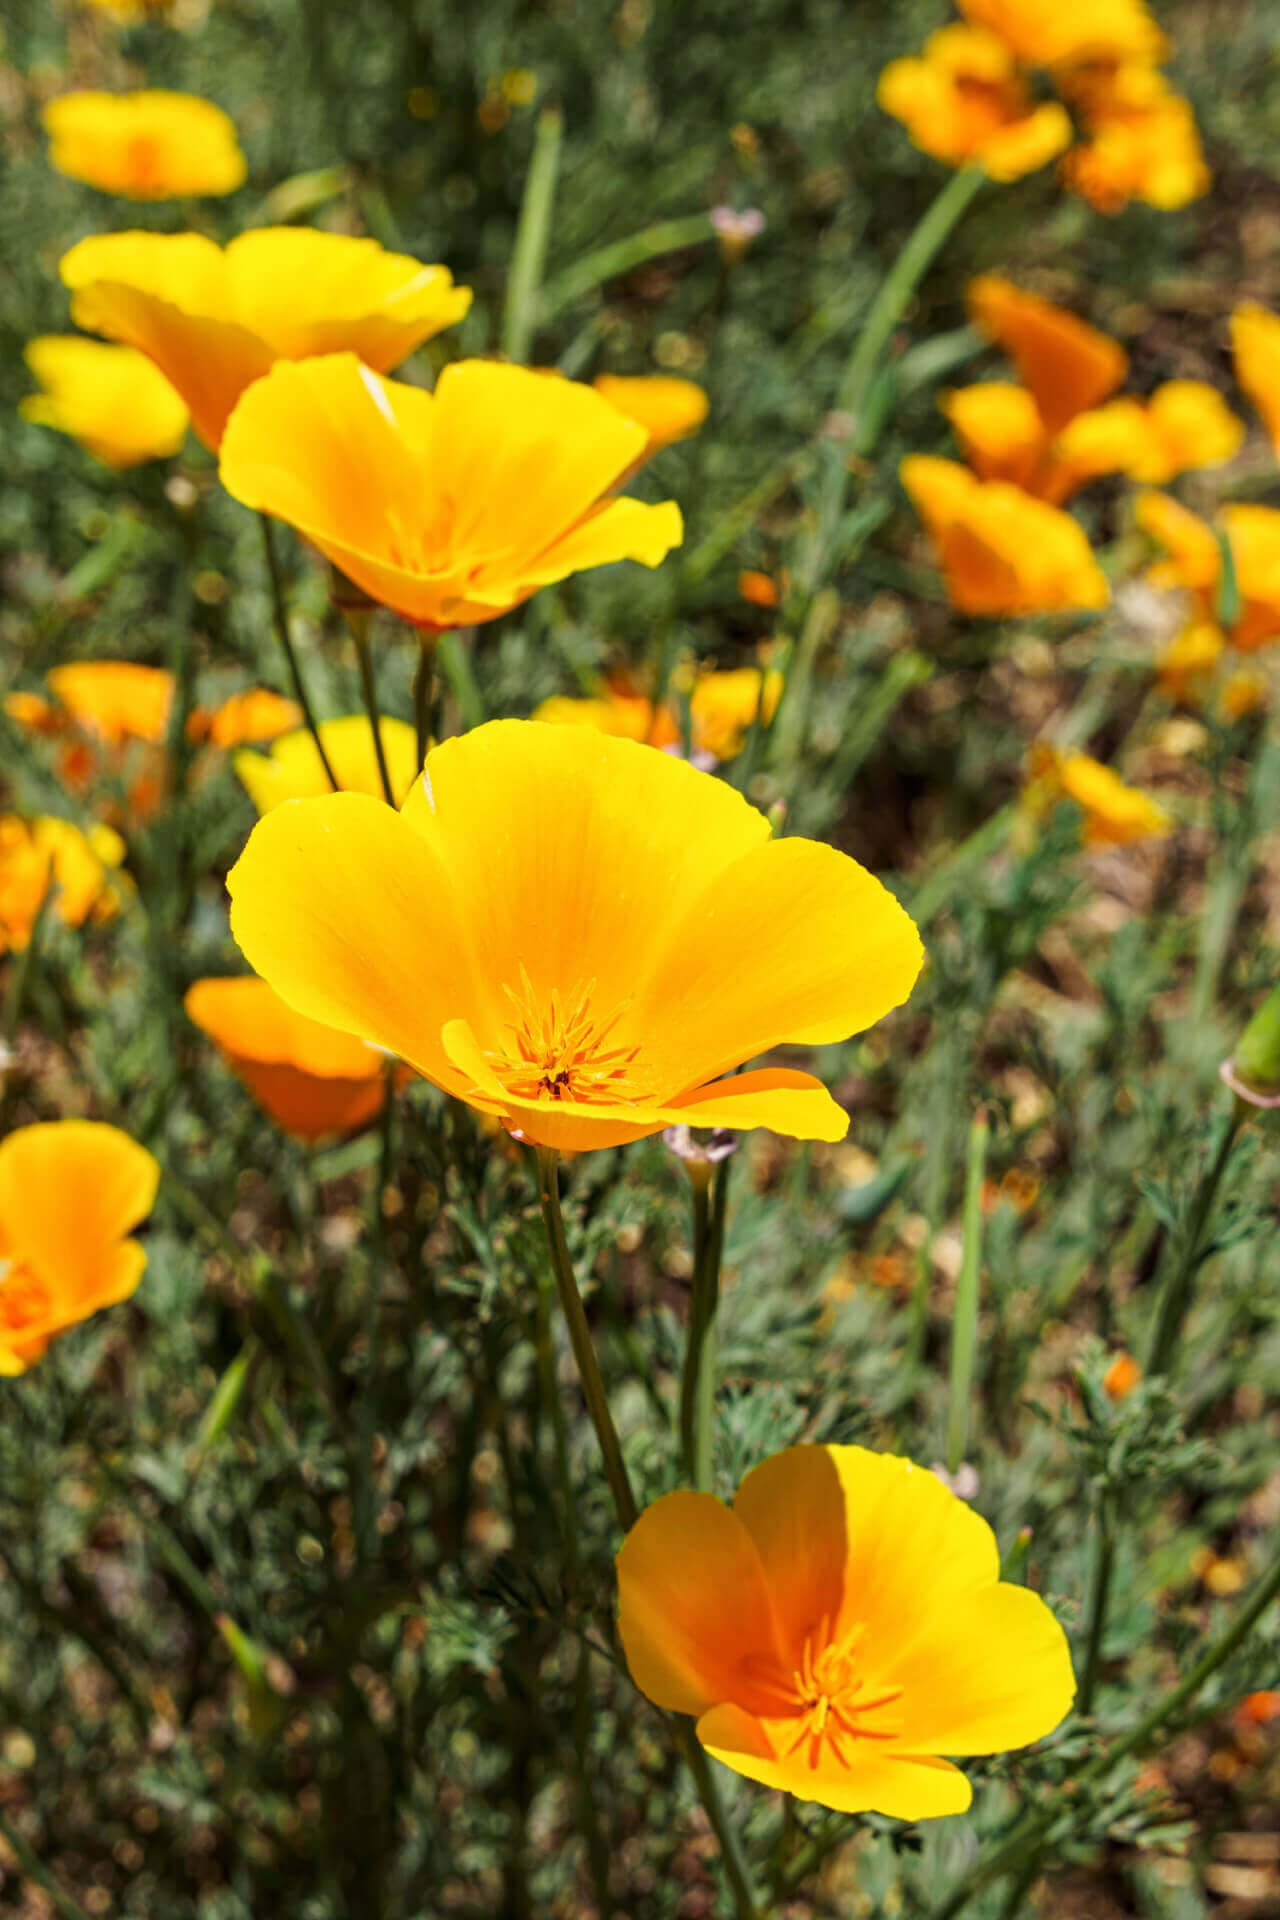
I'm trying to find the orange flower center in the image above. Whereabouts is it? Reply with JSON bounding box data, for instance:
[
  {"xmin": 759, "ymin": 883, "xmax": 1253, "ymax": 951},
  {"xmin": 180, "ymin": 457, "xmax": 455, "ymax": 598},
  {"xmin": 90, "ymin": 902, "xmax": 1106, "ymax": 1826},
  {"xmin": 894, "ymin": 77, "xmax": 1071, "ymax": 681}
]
[
  {"xmin": 487, "ymin": 967, "xmax": 648, "ymax": 1107},
  {"xmin": 0, "ymin": 1258, "xmax": 51, "ymax": 1335},
  {"xmin": 779, "ymin": 1619, "xmax": 903, "ymax": 1770},
  {"xmin": 126, "ymin": 133, "xmax": 163, "ymax": 190}
]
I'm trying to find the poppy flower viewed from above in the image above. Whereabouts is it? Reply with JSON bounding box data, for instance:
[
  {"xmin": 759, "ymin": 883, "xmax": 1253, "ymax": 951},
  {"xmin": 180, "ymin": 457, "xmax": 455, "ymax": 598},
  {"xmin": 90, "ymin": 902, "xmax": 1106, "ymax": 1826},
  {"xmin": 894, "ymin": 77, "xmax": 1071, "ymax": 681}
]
[
  {"xmin": 20, "ymin": 337, "xmax": 189, "ymax": 468},
  {"xmin": 218, "ymin": 355, "xmax": 684, "ymax": 629},
  {"xmin": 60, "ymin": 229, "xmax": 472, "ymax": 449},
  {"xmin": 616, "ymin": 1444, "xmax": 1075, "ymax": 1815},
  {"xmin": 877, "ymin": 26, "xmax": 1072, "ymax": 181},
  {"xmin": 227, "ymin": 721, "xmax": 923, "ymax": 1154},
  {"xmin": 43, "ymin": 90, "xmax": 246, "ymax": 199}
]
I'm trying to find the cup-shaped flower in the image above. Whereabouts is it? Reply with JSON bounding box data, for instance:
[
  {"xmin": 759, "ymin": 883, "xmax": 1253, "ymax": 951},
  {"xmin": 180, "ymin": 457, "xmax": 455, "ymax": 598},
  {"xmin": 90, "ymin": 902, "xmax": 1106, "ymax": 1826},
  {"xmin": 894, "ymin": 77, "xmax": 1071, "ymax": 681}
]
[
  {"xmin": 877, "ymin": 27, "xmax": 1071, "ymax": 181},
  {"xmin": 185, "ymin": 977, "xmax": 394, "ymax": 1141},
  {"xmin": 0, "ymin": 817, "xmax": 126, "ymax": 954},
  {"xmin": 218, "ymin": 356, "xmax": 683, "ymax": 628},
  {"xmin": 1232, "ymin": 304, "xmax": 1280, "ymax": 457},
  {"xmin": 592, "ymin": 374, "xmax": 710, "ymax": 458},
  {"xmin": 956, "ymin": 0, "xmax": 1166, "ymax": 66},
  {"xmin": 60, "ymin": 231, "xmax": 472, "ymax": 450},
  {"xmin": 901, "ymin": 457, "xmax": 1108, "ymax": 615},
  {"xmin": 1025, "ymin": 744, "xmax": 1172, "ymax": 846},
  {"xmin": 234, "ymin": 715, "xmax": 420, "ymax": 814},
  {"xmin": 20, "ymin": 337, "xmax": 188, "ymax": 468},
  {"xmin": 8, "ymin": 662, "xmax": 175, "ymax": 818},
  {"xmin": 227, "ymin": 721, "xmax": 923, "ymax": 1154},
  {"xmin": 616, "ymin": 1444, "xmax": 1074, "ymax": 1816},
  {"xmin": 0, "ymin": 1122, "xmax": 159, "ymax": 1374},
  {"xmin": 968, "ymin": 277, "xmax": 1127, "ymax": 436},
  {"xmin": 189, "ymin": 689, "xmax": 302, "ymax": 750},
  {"xmin": 1137, "ymin": 492, "xmax": 1280, "ymax": 651},
  {"xmin": 534, "ymin": 666, "xmax": 782, "ymax": 765},
  {"xmin": 43, "ymin": 91, "xmax": 246, "ymax": 200},
  {"xmin": 1061, "ymin": 68, "xmax": 1209, "ymax": 214}
]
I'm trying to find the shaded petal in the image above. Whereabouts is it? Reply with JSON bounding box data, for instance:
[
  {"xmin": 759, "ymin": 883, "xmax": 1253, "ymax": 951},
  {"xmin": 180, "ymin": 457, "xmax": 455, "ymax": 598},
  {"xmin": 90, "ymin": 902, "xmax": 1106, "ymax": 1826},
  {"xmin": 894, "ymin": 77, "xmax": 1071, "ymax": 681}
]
[
  {"xmin": 220, "ymin": 1060, "xmax": 389, "ymax": 1142},
  {"xmin": 519, "ymin": 498, "xmax": 684, "ymax": 587},
  {"xmin": 731, "ymin": 1445, "xmax": 850, "ymax": 1670},
  {"xmin": 664, "ymin": 1069, "xmax": 848, "ymax": 1143},
  {"xmin": 0, "ymin": 1122, "xmax": 158, "ymax": 1312},
  {"xmin": 615, "ymin": 1493, "xmax": 785, "ymax": 1717},
  {"xmin": 184, "ymin": 975, "xmax": 388, "ymax": 1078},
  {"xmin": 696, "ymin": 1703, "xmax": 973, "ymax": 1817}
]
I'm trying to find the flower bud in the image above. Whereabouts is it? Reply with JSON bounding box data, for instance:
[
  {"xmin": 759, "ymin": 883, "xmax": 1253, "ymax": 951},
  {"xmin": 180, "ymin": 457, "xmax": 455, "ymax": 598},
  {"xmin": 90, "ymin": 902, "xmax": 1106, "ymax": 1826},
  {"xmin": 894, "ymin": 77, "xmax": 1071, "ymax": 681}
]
[{"xmin": 1222, "ymin": 981, "xmax": 1280, "ymax": 1108}]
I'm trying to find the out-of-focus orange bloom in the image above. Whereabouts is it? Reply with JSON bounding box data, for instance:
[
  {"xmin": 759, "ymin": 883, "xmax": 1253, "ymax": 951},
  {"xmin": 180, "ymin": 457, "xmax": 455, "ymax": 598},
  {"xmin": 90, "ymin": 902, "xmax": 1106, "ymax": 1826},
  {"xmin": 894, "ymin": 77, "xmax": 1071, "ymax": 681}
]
[
  {"xmin": 61, "ymin": 231, "xmax": 472, "ymax": 450},
  {"xmin": 739, "ymin": 569, "xmax": 781, "ymax": 609},
  {"xmin": 1025, "ymin": 743, "xmax": 1171, "ymax": 846},
  {"xmin": 877, "ymin": 27, "xmax": 1071, "ymax": 181},
  {"xmin": 1137, "ymin": 492, "xmax": 1280, "ymax": 651},
  {"xmin": 957, "ymin": 0, "xmax": 1166, "ymax": 67},
  {"xmin": 534, "ymin": 666, "xmax": 782, "ymax": 765},
  {"xmin": 82, "ymin": 0, "xmax": 176, "ymax": 18},
  {"xmin": 616, "ymin": 1443, "xmax": 1074, "ymax": 1814},
  {"xmin": 901, "ymin": 456, "xmax": 1108, "ymax": 615},
  {"xmin": 1103, "ymin": 1352, "xmax": 1142, "ymax": 1400},
  {"xmin": 0, "ymin": 1122, "xmax": 158, "ymax": 1374},
  {"xmin": 185, "ymin": 977, "xmax": 395, "ymax": 1141},
  {"xmin": 0, "ymin": 817, "xmax": 126, "ymax": 954},
  {"xmin": 1190, "ymin": 1548, "xmax": 1248, "ymax": 1598},
  {"xmin": 20, "ymin": 337, "xmax": 188, "ymax": 468},
  {"xmin": 1236, "ymin": 1691, "xmax": 1280, "ymax": 1729},
  {"xmin": 593, "ymin": 373, "xmax": 709, "ymax": 457},
  {"xmin": 1062, "ymin": 67, "xmax": 1209, "ymax": 214},
  {"xmin": 43, "ymin": 91, "xmax": 245, "ymax": 199},
  {"xmin": 968, "ymin": 277, "xmax": 1127, "ymax": 436},
  {"xmin": 1231, "ymin": 304, "xmax": 1280, "ymax": 456},
  {"xmin": 1156, "ymin": 620, "xmax": 1225, "ymax": 706},
  {"xmin": 188, "ymin": 688, "xmax": 302, "ymax": 750},
  {"xmin": 1221, "ymin": 668, "xmax": 1269, "ymax": 721},
  {"xmin": 7, "ymin": 662, "xmax": 174, "ymax": 818},
  {"xmin": 234, "ymin": 715, "xmax": 420, "ymax": 814},
  {"xmin": 219, "ymin": 355, "xmax": 683, "ymax": 629},
  {"xmin": 227, "ymin": 720, "xmax": 923, "ymax": 1155}
]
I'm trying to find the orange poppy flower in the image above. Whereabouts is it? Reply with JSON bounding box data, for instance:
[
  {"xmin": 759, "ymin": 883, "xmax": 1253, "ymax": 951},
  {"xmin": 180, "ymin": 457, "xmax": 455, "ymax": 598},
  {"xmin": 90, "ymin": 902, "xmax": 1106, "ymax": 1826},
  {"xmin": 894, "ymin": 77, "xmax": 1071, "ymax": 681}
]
[
  {"xmin": 43, "ymin": 91, "xmax": 246, "ymax": 200},
  {"xmin": 7, "ymin": 662, "xmax": 175, "ymax": 818},
  {"xmin": 20, "ymin": 337, "xmax": 188, "ymax": 469},
  {"xmin": 592, "ymin": 374, "xmax": 709, "ymax": 458},
  {"xmin": 185, "ymin": 977, "xmax": 395, "ymax": 1141},
  {"xmin": 188, "ymin": 688, "xmax": 303, "ymax": 750},
  {"xmin": 234, "ymin": 715, "xmax": 420, "ymax": 814},
  {"xmin": 0, "ymin": 817, "xmax": 126, "ymax": 954},
  {"xmin": 877, "ymin": 27, "xmax": 1071, "ymax": 181},
  {"xmin": 956, "ymin": 0, "xmax": 1166, "ymax": 66},
  {"xmin": 968, "ymin": 277, "xmax": 1127, "ymax": 437},
  {"xmin": 1102, "ymin": 1352, "xmax": 1142, "ymax": 1400},
  {"xmin": 1231, "ymin": 304, "xmax": 1280, "ymax": 456},
  {"xmin": 900, "ymin": 457, "xmax": 1108, "ymax": 615},
  {"xmin": 0, "ymin": 1122, "xmax": 159, "ymax": 1375},
  {"xmin": 60, "ymin": 231, "xmax": 472, "ymax": 450},
  {"xmin": 1025, "ymin": 743, "xmax": 1171, "ymax": 846},
  {"xmin": 218, "ymin": 355, "xmax": 683, "ymax": 629},
  {"xmin": 534, "ymin": 666, "xmax": 782, "ymax": 764},
  {"xmin": 226, "ymin": 721, "xmax": 923, "ymax": 1154},
  {"xmin": 739, "ymin": 570, "xmax": 781, "ymax": 609},
  {"xmin": 1061, "ymin": 67, "xmax": 1209, "ymax": 214},
  {"xmin": 1137, "ymin": 492, "xmax": 1280, "ymax": 651},
  {"xmin": 616, "ymin": 1444, "xmax": 1074, "ymax": 1815},
  {"xmin": 1156, "ymin": 619, "xmax": 1225, "ymax": 706}
]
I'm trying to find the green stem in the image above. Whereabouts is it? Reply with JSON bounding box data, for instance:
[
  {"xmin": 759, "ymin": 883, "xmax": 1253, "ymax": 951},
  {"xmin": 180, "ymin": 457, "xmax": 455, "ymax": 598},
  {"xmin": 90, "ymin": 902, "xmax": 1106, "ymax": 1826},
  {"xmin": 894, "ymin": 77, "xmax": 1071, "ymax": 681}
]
[
  {"xmin": 352, "ymin": 621, "xmax": 396, "ymax": 805},
  {"xmin": 534, "ymin": 1147, "xmax": 637, "ymax": 1531},
  {"xmin": 1145, "ymin": 1105, "xmax": 1244, "ymax": 1377},
  {"xmin": 908, "ymin": 804, "xmax": 1015, "ymax": 927},
  {"xmin": 538, "ymin": 213, "xmax": 712, "ymax": 322},
  {"xmin": 3, "ymin": 876, "xmax": 51, "ymax": 1049},
  {"xmin": 1077, "ymin": 1496, "xmax": 1116, "ymax": 1717},
  {"xmin": 259, "ymin": 514, "xmax": 340, "ymax": 791},
  {"xmin": 503, "ymin": 107, "xmax": 564, "ymax": 363},
  {"xmin": 358, "ymin": 1081, "xmax": 396, "ymax": 1563},
  {"xmin": 412, "ymin": 640, "xmax": 435, "ymax": 769},
  {"xmin": 680, "ymin": 1729, "xmax": 761, "ymax": 1920},
  {"xmin": 0, "ymin": 1806, "xmax": 93, "ymax": 1920},
  {"xmin": 678, "ymin": 1162, "xmax": 715, "ymax": 1488},
  {"xmin": 945, "ymin": 1111, "xmax": 989, "ymax": 1473},
  {"xmin": 436, "ymin": 628, "xmax": 486, "ymax": 730}
]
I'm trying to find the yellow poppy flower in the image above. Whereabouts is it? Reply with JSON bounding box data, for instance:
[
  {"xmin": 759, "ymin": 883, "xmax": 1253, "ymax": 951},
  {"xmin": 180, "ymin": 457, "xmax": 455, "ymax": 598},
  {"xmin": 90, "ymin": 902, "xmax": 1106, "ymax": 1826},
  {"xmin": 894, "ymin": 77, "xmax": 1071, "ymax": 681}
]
[
  {"xmin": 534, "ymin": 666, "xmax": 782, "ymax": 764},
  {"xmin": 592, "ymin": 373, "xmax": 710, "ymax": 458},
  {"xmin": 1231, "ymin": 304, "xmax": 1280, "ymax": 457},
  {"xmin": 218, "ymin": 355, "xmax": 683, "ymax": 628},
  {"xmin": 1137, "ymin": 492, "xmax": 1280, "ymax": 651},
  {"xmin": 234, "ymin": 715, "xmax": 420, "ymax": 814},
  {"xmin": 1156, "ymin": 620, "xmax": 1225, "ymax": 706},
  {"xmin": 185, "ymin": 976, "xmax": 395, "ymax": 1142},
  {"xmin": 968, "ymin": 277, "xmax": 1127, "ymax": 437},
  {"xmin": 877, "ymin": 27, "xmax": 1071, "ymax": 181},
  {"xmin": 42, "ymin": 662, "xmax": 174, "ymax": 745},
  {"xmin": 900, "ymin": 456, "xmax": 1108, "ymax": 615},
  {"xmin": 226, "ymin": 721, "xmax": 923, "ymax": 1155},
  {"xmin": 43, "ymin": 91, "xmax": 246, "ymax": 200},
  {"xmin": 1062, "ymin": 68, "xmax": 1209, "ymax": 214},
  {"xmin": 1026, "ymin": 744, "xmax": 1171, "ymax": 846},
  {"xmin": 60, "ymin": 231, "xmax": 472, "ymax": 450},
  {"xmin": 0, "ymin": 817, "xmax": 126, "ymax": 954},
  {"xmin": 0, "ymin": 1122, "xmax": 159, "ymax": 1375},
  {"xmin": 20, "ymin": 337, "xmax": 188, "ymax": 469},
  {"xmin": 940, "ymin": 383, "xmax": 1146, "ymax": 503},
  {"xmin": 957, "ymin": 0, "xmax": 1166, "ymax": 66},
  {"xmin": 616, "ymin": 1444, "xmax": 1074, "ymax": 1816},
  {"xmin": 188, "ymin": 688, "xmax": 303, "ymax": 750}
]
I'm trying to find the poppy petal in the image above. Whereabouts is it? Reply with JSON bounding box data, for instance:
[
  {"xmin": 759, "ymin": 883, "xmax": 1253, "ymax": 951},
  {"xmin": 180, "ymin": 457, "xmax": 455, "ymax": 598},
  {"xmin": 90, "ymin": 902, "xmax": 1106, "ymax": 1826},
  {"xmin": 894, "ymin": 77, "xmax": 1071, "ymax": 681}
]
[
  {"xmin": 696, "ymin": 1703, "xmax": 974, "ymax": 1817},
  {"xmin": 0, "ymin": 1122, "xmax": 158, "ymax": 1310}
]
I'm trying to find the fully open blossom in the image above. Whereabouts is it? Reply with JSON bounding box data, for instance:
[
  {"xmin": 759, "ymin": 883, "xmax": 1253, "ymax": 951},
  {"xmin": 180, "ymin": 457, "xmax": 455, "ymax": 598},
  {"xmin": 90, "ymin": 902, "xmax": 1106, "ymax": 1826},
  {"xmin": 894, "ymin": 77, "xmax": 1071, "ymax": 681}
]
[
  {"xmin": 0, "ymin": 1122, "xmax": 159, "ymax": 1375},
  {"xmin": 218, "ymin": 355, "xmax": 683, "ymax": 628},
  {"xmin": 616, "ymin": 1444, "xmax": 1074, "ymax": 1815},
  {"xmin": 20, "ymin": 337, "xmax": 188, "ymax": 468},
  {"xmin": 227, "ymin": 721, "xmax": 923, "ymax": 1154},
  {"xmin": 901, "ymin": 456, "xmax": 1108, "ymax": 615},
  {"xmin": 61, "ymin": 231, "xmax": 472, "ymax": 449},
  {"xmin": 877, "ymin": 27, "xmax": 1071, "ymax": 181},
  {"xmin": 1137, "ymin": 492, "xmax": 1280, "ymax": 651},
  {"xmin": 43, "ymin": 91, "xmax": 246, "ymax": 199},
  {"xmin": 185, "ymin": 977, "xmax": 395, "ymax": 1141},
  {"xmin": 957, "ymin": 0, "xmax": 1166, "ymax": 66},
  {"xmin": 533, "ymin": 665, "xmax": 782, "ymax": 764},
  {"xmin": 1232, "ymin": 304, "xmax": 1280, "ymax": 456},
  {"xmin": 1061, "ymin": 67, "xmax": 1209, "ymax": 213},
  {"xmin": 0, "ymin": 817, "xmax": 126, "ymax": 954},
  {"xmin": 234, "ymin": 716, "xmax": 420, "ymax": 814},
  {"xmin": 592, "ymin": 374, "xmax": 709, "ymax": 458},
  {"xmin": 1025, "ymin": 744, "xmax": 1172, "ymax": 846}
]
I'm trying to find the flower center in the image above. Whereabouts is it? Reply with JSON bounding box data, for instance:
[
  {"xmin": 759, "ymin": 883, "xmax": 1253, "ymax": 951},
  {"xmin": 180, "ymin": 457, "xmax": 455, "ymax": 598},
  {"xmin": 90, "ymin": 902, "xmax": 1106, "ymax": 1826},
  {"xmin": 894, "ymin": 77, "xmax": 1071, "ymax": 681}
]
[
  {"xmin": 486, "ymin": 966, "xmax": 648, "ymax": 1107},
  {"xmin": 780, "ymin": 1617, "xmax": 903, "ymax": 1770}
]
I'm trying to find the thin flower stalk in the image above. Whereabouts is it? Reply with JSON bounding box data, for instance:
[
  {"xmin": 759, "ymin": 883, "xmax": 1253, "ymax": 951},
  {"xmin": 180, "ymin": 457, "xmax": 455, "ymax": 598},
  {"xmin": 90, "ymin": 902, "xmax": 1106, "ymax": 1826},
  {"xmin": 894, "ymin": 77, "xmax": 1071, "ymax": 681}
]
[
  {"xmin": 945, "ymin": 1109, "xmax": 989, "ymax": 1473},
  {"xmin": 259, "ymin": 515, "xmax": 340, "ymax": 792},
  {"xmin": 1145, "ymin": 1103, "xmax": 1245, "ymax": 1378},
  {"xmin": 502, "ymin": 107, "xmax": 564, "ymax": 364}
]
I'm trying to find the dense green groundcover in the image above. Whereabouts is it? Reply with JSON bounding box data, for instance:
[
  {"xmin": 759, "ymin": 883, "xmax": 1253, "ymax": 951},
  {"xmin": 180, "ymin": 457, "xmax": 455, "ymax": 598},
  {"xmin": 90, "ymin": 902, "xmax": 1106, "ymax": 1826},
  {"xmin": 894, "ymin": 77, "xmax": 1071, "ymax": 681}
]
[{"xmin": 2, "ymin": 0, "xmax": 1280, "ymax": 1914}]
